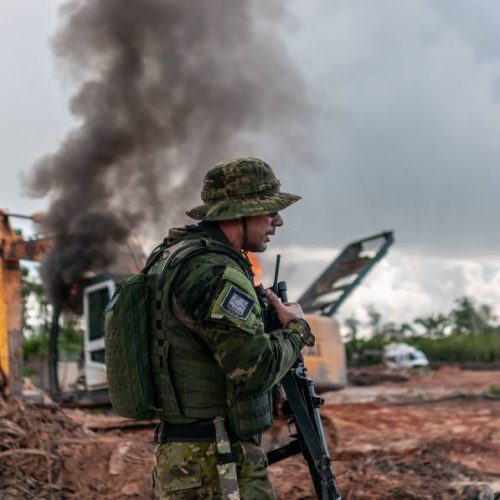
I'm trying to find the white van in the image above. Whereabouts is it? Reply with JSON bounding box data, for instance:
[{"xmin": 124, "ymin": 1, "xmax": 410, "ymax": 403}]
[{"xmin": 384, "ymin": 343, "xmax": 429, "ymax": 369}]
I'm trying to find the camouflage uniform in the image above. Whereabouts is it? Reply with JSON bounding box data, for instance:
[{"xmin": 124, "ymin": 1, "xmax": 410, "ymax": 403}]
[{"xmin": 152, "ymin": 158, "xmax": 312, "ymax": 499}]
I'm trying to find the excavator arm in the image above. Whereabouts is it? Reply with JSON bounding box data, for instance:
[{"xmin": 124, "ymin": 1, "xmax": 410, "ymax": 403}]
[{"xmin": 298, "ymin": 231, "xmax": 394, "ymax": 316}]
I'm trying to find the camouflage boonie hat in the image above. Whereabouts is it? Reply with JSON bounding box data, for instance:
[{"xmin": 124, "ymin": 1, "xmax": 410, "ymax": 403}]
[{"xmin": 186, "ymin": 157, "xmax": 301, "ymax": 221}]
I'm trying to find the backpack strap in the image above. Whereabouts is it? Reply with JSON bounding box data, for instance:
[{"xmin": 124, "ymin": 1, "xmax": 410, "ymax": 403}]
[
  {"xmin": 154, "ymin": 240, "xmax": 210, "ymax": 355},
  {"xmin": 148, "ymin": 240, "xmax": 206, "ymax": 417},
  {"xmin": 142, "ymin": 238, "xmax": 171, "ymax": 274}
]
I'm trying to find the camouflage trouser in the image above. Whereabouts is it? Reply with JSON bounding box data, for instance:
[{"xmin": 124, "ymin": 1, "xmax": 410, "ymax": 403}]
[{"xmin": 152, "ymin": 441, "xmax": 276, "ymax": 499}]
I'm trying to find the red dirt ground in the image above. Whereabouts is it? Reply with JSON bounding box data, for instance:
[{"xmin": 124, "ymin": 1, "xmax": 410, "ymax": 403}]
[{"xmin": 1, "ymin": 366, "xmax": 499, "ymax": 499}]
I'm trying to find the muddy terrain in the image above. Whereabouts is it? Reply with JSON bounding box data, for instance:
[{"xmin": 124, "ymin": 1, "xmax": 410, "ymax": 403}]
[{"xmin": 1, "ymin": 366, "xmax": 499, "ymax": 499}]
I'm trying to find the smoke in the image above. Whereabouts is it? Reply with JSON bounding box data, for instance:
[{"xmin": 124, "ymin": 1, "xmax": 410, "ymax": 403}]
[{"xmin": 27, "ymin": 0, "xmax": 310, "ymax": 305}]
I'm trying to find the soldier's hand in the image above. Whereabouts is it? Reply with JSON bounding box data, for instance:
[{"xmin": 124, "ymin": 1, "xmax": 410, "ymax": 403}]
[{"xmin": 265, "ymin": 288, "xmax": 305, "ymax": 326}]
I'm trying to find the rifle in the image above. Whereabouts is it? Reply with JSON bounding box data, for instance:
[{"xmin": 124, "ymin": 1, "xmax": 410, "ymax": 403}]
[{"xmin": 255, "ymin": 256, "xmax": 342, "ymax": 500}]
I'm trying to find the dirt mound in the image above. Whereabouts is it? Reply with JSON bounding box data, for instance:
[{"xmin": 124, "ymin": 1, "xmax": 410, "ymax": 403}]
[{"xmin": 348, "ymin": 367, "xmax": 410, "ymax": 386}]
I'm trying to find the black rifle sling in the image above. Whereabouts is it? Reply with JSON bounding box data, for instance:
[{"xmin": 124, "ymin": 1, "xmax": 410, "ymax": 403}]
[{"xmin": 281, "ymin": 371, "xmax": 341, "ymax": 500}]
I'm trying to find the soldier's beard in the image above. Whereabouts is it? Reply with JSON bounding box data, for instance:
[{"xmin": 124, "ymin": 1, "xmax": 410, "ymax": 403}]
[
  {"xmin": 247, "ymin": 233, "xmax": 273, "ymax": 253},
  {"xmin": 248, "ymin": 242, "xmax": 268, "ymax": 253}
]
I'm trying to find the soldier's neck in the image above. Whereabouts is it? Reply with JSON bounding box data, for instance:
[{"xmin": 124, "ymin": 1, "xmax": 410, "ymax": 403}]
[
  {"xmin": 198, "ymin": 221, "xmax": 240, "ymax": 251},
  {"xmin": 217, "ymin": 220, "xmax": 243, "ymax": 252}
]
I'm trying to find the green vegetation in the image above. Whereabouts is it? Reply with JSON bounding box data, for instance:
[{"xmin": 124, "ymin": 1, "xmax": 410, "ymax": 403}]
[
  {"xmin": 21, "ymin": 265, "xmax": 83, "ymax": 363},
  {"xmin": 489, "ymin": 385, "xmax": 500, "ymax": 396},
  {"xmin": 344, "ymin": 297, "xmax": 500, "ymax": 365}
]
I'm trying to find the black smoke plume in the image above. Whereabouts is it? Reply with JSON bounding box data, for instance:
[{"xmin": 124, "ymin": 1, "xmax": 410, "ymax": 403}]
[{"xmin": 28, "ymin": 0, "xmax": 310, "ymax": 306}]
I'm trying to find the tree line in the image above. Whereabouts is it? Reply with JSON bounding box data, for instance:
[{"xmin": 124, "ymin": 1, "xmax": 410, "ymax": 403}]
[{"xmin": 344, "ymin": 297, "xmax": 500, "ymax": 364}]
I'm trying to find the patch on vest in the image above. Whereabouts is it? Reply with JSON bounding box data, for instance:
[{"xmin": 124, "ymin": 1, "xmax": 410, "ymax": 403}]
[{"xmin": 220, "ymin": 286, "xmax": 255, "ymax": 320}]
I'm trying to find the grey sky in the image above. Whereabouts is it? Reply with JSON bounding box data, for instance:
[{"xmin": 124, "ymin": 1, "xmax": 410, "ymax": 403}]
[
  {"xmin": 268, "ymin": 0, "xmax": 500, "ymax": 260},
  {"xmin": 0, "ymin": 0, "xmax": 72, "ymax": 215},
  {"xmin": 2, "ymin": 0, "xmax": 500, "ymax": 323}
]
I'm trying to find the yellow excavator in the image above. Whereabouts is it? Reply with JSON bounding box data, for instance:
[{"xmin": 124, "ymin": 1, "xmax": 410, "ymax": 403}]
[{"xmin": 0, "ymin": 210, "xmax": 51, "ymax": 396}]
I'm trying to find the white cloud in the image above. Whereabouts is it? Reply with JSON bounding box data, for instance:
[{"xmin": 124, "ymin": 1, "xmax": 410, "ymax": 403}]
[
  {"xmin": 261, "ymin": 245, "xmax": 500, "ymax": 330},
  {"xmin": 448, "ymin": 260, "xmax": 500, "ymax": 319}
]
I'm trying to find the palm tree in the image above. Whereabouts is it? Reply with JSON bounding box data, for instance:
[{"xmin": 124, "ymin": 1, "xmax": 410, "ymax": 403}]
[
  {"xmin": 414, "ymin": 313, "xmax": 449, "ymax": 338},
  {"xmin": 450, "ymin": 297, "xmax": 493, "ymax": 336}
]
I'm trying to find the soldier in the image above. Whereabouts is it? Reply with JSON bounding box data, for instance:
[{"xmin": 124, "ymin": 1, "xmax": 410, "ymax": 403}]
[{"xmin": 151, "ymin": 157, "xmax": 314, "ymax": 499}]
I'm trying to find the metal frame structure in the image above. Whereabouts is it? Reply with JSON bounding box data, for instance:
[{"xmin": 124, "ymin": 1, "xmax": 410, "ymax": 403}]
[{"xmin": 298, "ymin": 231, "xmax": 394, "ymax": 316}]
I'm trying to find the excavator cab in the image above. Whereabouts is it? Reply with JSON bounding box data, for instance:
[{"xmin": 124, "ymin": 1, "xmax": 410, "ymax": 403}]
[
  {"xmin": 49, "ymin": 274, "xmax": 120, "ymax": 404},
  {"xmin": 82, "ymin": 276, "xmax": 116, "ymax": 391}
]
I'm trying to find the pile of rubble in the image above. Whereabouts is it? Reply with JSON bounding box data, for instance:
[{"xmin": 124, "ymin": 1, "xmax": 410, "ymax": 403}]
[
  {"xmin": 335, "ymin": 438, "xmax": 498, "ymax": 499},
  {"xmin": 0, "ymin": 397, "xmax": 153, "ymax": 498},
  {"xmin": 0, "ymin": 397, "xmax": 88, "ymax": 497}
]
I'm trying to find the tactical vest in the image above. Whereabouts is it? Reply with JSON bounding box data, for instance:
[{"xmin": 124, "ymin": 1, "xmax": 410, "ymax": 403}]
[{"xmin": 149, "ymin": 236, "xmax": 273, "ymax": 438}]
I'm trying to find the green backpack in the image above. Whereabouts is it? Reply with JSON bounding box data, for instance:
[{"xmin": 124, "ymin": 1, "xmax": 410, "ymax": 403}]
[
  {"xmin": 103, "ymin": 241, "xmax": 167, "ymax": 419},
  {"xmin": 104, "ymin": 240, "xmax": 203, "ymax": 419}
]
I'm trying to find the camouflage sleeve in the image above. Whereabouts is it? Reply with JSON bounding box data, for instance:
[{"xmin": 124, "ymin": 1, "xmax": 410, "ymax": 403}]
[{"xmin": 172, "ymin": 253, "xmax": 306, "ymax": 394}]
